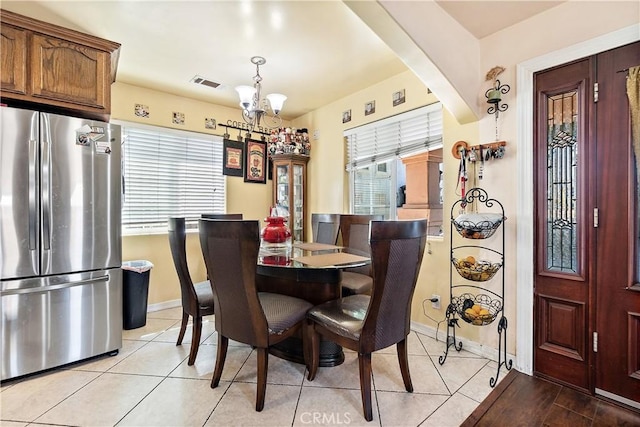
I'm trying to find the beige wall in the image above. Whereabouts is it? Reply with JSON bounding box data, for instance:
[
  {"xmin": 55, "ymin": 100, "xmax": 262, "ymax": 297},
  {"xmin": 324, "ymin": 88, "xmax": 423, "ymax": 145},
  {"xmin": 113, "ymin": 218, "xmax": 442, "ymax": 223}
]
[{"xmin": 112, "ymin": 83, "xmax": 278, "ymax": 305}]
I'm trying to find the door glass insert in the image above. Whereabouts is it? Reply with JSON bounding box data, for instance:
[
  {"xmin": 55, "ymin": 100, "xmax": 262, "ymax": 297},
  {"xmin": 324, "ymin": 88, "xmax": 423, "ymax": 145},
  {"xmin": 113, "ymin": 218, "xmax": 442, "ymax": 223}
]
[{"xmin": 546, "ymin": 91, "xmax": 579, "ymax": 273}]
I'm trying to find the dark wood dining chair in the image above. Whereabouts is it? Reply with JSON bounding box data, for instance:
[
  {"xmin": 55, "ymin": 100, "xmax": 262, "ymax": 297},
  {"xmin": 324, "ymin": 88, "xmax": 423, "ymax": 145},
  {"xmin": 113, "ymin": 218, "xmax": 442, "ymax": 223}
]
[
  {"xmin": 199, "ymin": 219, "xmax": 313, "ymax": 411},
  {"xmin": 311, "ymin": 213, "xmax": 341, "ymax": 245},
  {"xmin": 306, "ymin": 219, "xmax": 428, "ymax": 421},
  {"xmin": 201, "ymin": 213, "xmax": 243, "ymax": 219},
  {"xmin": 339, "ymin": 214, "xmax": 384, "ymax": 295},
  {"xmin": 168, "ymin": 217, "xmax": 215, "ymax": 365}
]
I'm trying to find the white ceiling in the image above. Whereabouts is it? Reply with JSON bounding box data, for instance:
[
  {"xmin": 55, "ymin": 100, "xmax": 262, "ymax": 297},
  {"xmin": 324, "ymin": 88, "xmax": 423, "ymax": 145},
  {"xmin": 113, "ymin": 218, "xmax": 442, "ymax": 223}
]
[{"xmin": 1, "ymin": 1, "xmax": 564, "ymax": 120}]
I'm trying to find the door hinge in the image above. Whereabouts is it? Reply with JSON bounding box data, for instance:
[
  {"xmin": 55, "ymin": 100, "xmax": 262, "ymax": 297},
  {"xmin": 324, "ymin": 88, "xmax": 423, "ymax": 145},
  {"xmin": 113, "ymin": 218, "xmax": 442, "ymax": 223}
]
[
  {"xmin": 593, "ymin": 331, "xmax": 598, "ymax": 352},
  {"xmin": 594, "ymin": 82, "xmax": 599, "ymax": 103},
  {"xmin": 594, "ymin": 208, "xmax": 599, "ymax": 228}
]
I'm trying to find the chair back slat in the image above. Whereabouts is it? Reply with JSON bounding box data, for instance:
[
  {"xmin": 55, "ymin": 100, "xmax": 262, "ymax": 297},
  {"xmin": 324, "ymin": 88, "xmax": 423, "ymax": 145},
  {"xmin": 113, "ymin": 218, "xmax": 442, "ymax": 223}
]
[
  {"xmin": 168, "ymin": 217, "xmax": 199, "ymax": 314},
  {"xmin": 199, "ymin": 219, "xmax": 268, "ymax": 347},
  {"xmin": 312, "ymin": 213, "xmax": 341, "ymax": 245},
  {"xmin": 339, "ymin": 214, "xmax": 383, "ymax": 275},
  {"xmin": 361, "ymin": 219, "xmax": 427, "ymax": 352}
]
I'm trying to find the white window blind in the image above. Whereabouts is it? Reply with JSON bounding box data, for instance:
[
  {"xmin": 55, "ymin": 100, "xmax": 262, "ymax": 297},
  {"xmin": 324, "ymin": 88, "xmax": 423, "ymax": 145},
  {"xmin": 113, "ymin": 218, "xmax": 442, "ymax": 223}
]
[
  {"xmin": 345, "ymin": 103, "xmax": 443, "ymax": 171},
  {"xmin": 121, "ymin": 124, "xmax": 225, "ymax": 232}
]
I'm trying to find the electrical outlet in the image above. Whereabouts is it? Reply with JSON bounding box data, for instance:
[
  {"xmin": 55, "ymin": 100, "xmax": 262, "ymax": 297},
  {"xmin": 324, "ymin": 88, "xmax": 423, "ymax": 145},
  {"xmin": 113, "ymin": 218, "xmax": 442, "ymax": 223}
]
[{"xmin": 431, "ymin": 294, "xmax": 441, "ymax": 310}]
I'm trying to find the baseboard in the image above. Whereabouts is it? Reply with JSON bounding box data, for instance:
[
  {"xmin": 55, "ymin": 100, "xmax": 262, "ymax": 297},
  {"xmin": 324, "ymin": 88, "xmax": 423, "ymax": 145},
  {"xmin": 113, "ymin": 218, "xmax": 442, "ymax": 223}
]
[
  {"xmin": 410, "ymin": 320, "xmax": 516, "ymax": 366},
  {"xmin": 147, "ymin": 299, "xmax": 181, "ymax": 313}
]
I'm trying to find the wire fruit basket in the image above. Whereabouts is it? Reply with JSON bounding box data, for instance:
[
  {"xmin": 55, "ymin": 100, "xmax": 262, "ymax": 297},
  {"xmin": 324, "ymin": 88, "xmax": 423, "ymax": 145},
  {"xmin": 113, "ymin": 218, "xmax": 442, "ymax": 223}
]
[
  {"xmin": 451, "ymin": 293, "xmax": 502, "ymax": 326},
  {"xmin": 453, "ymin": 213, "xmax": 504, "ymax": 239},
  {"xmin": 452, "ymin": 257, "xmax": 502, "ymax": 282}
]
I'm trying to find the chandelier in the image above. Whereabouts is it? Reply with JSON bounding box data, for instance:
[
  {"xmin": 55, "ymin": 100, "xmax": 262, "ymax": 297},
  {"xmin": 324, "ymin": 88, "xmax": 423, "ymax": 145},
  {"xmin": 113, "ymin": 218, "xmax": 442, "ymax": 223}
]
[{"xmin": 235, "ymin": 56, "xmax": 286, "ymax": 131}]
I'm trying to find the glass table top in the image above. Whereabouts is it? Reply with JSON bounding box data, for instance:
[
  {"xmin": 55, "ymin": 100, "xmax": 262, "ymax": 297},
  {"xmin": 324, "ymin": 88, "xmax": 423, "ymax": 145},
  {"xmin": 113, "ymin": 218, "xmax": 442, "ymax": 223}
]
[{"xmin": 258, "ymin": 242, "xmax": 370, "ymax": 269}]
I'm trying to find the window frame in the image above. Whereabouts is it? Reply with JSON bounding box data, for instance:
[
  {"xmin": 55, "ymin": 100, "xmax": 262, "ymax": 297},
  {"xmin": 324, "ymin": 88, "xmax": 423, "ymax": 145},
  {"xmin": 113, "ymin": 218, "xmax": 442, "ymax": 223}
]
[
  {"xmin": 116, "ymin": 120, "xmax": 226, "ymax": 235},
  {"xmin": 344, "ymin": 103, "xmax": 443, "ymax": 234}
]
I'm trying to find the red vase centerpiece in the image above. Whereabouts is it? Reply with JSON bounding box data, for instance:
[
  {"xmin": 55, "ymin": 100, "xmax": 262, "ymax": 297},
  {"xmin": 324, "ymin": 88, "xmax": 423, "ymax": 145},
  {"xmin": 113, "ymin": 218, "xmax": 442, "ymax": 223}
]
[{"xmin": 261, "ymin": 208, "xmax": 292, "ymax": 249}]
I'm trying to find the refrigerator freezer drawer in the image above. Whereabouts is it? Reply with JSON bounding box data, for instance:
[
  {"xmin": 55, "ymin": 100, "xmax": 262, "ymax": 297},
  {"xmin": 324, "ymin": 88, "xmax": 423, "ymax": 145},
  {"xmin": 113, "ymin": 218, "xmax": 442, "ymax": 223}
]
[{"xmin": 1, "ymin": 269, "xmax": 122, "ymax": 381}]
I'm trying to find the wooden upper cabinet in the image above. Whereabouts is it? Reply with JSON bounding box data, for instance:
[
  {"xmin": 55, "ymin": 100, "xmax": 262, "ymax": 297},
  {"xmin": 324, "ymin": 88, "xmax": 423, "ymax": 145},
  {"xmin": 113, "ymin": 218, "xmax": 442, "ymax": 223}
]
[
  {"xmin": 0, "ymin": 10, "xmax": 120, "ymax": 121},
  {"xmin": 1, "ymin": 24, "xmax": 27, "ymax": 95}
]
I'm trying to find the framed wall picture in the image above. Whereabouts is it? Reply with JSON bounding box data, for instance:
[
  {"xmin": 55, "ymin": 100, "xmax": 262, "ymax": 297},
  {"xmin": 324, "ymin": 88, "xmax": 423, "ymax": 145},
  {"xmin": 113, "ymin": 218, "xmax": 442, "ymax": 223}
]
[
  {"xmin": 222, "ymin": 139, "xmax": 244, "ymax": 177},
  {"xmin": 365, "ymin": 100, "xmax": 375, "ymax": 116},
  {"xmin": 244, "ymin": 139, "xmax": 267, "ymax": 184},
  {"xmin": 342, "ymin": 109, "xmax": 352, "ymax": 123},
  {"xmin": 205, "ymin": 117, "xmax": 216, "ymax": 129},
  {"xmin": 393, "ymin": 89, "xmax": 406, "ymax": 106}
]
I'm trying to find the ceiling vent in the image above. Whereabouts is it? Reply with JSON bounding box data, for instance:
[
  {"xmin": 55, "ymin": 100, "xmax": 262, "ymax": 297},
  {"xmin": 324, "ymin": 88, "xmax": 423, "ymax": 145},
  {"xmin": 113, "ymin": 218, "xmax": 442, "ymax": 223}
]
[{"xmin": 191, "ymin": 75, "xmax": 222, "ymax": 89}]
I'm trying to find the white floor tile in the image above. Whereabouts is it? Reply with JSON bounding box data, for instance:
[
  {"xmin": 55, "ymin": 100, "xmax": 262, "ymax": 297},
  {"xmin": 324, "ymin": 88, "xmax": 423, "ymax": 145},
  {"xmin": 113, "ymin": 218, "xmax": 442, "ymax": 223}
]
[
  {"xmin": 0, "ymin": 369, "xmax": 100, "ymax": 422},
  {"xmin": 151, "ymin": 317, "xmax": 216, "ymax": 344},
  {"xmin": 373, "ymin": 353, "xmax": 449, "ymax": 395},
  {"xmin": 375, "ymin": 331, "xmax": 429, "ymax": 356},
  {"xmin": 458, "ymin": 361, "xmax": 509, "ymax": 403},
  {"xmin": 303, "ymin": 351, "xmax": 362, "ymax": 390},
  {"xmin": 121, "ymin": 318, "xmax": 181, "ymax": 341},
  {"xmin": 108, "ymin": 341, "xmax": 189, "ymax": 376},
  {"xmin": 35, "ymin": 372, "xmax": 162, "ymax": 426},
  {"xmin": 235, "ymin": 349, "xmax": 306, "ymax": 386},
  {"xmin": 420, "ymin": 392, "xmax": 479, "ymax": 427},
  {"xmin": 167, "ymin": 343, "xmax": 216, "ymax": 380},
  {"xmin": 71, "ymin": 339, "xmax": 147, "ymax": 373},
  {"xmin": 430, "ymin": 354, "xmax": 489, "ymax": 394},
  {"xmin": 376, "ymin": 391, "xmax": 448, "ymax": 427},
  {"xmin": 118, "ymin": 377, "xmax": 225, "ymax": 426},
  {"xmin": 204, "ymin": 382, "xmax": 300, "ymax": 427},
  {"xmin": 147, "ymin": 306, "xmax": 185, "ymax": 320},
  {"xmin": 295, "ymin": 385, "xmax": 380, "ymax": 426}
]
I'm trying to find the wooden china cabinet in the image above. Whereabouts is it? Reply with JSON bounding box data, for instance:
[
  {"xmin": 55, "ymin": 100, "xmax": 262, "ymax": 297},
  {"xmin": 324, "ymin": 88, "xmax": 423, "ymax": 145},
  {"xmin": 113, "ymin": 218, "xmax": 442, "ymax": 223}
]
[{"xmin": 271, "ymin": 154, "xmax": 309, "ymax": 242}]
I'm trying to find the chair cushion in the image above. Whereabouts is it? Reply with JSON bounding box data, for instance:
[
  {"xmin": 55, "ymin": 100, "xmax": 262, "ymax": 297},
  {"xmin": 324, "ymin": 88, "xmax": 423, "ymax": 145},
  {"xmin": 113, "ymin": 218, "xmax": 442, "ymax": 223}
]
[
  {"xmin": 258, "ymin": 292, "xmax": 313, "ymax": 335},
  {"xmin": 194, "ymin": 280, "xmax": 215, "ymax": 310},
  {"xmin": 341, "ymin": 271, "xmax": 373, "ymax": 294},
  {"xmin": 307, "ymin": 294, "xmax": 370, "ymax": 340}
]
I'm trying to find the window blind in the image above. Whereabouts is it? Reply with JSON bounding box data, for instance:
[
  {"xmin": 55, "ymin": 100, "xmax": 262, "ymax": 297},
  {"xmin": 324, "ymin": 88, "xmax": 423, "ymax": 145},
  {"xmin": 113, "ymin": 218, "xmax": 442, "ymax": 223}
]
[
  {"xmin": 122, "ymin": 125, "xmax": 225, "ymax": 232},
  {"xmin": 344, "ymin": 102, "xmax": 443, "ymax": 171}
]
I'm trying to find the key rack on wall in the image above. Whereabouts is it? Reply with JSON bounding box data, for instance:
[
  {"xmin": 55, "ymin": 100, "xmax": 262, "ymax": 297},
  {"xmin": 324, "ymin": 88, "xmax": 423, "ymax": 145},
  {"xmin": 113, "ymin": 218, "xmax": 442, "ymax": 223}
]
[
  {"xmin": 439, "ymin": 187, "xmax": 512, "ymax": 387},
  {"xmin": 451, "ymin": 140, "xmax": 507, "ymax": 160}
]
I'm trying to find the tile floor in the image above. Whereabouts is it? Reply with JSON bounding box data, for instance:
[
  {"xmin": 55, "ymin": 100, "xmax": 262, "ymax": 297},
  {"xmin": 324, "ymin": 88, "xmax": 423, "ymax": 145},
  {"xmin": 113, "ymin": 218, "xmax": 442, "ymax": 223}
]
[{"xmin": 0, "ymin": 307, "xmax": 504, "ymax": 427}]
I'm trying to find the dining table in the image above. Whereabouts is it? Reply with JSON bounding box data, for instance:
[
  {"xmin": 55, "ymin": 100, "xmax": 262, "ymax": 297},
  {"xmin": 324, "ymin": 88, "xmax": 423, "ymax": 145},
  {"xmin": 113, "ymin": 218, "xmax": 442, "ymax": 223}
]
[{"xmin": 256, "ymin": 241, "xmax": 370, "ymax": 367}]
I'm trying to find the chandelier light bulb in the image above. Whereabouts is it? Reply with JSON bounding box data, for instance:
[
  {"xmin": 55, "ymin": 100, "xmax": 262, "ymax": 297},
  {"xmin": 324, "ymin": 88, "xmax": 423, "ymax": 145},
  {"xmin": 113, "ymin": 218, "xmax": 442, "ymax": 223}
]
[
  {"xmin": 266, "ymin": 93, "xmax": 287, "ymax": 115},
  {"xmin": 235, "ymin": 85, "xmax": 256, "ymax": 110}
]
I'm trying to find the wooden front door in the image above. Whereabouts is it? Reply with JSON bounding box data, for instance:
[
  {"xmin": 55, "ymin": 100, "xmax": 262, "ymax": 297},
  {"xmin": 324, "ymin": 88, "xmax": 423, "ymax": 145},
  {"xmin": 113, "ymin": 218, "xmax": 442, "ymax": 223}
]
[
  {"xmin": 534, "ymin": 42, "xmax": 640, "ymax": 406},
  {"xmin": 593, "ymin": 42, "xmax": 640, "ymax": 405}
]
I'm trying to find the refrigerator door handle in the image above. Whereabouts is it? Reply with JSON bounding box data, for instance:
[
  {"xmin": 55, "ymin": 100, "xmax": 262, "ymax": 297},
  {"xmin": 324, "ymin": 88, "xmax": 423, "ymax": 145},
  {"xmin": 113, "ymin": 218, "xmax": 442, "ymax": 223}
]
[
  {"xmin": 1, "ymin": 275, "xmax": 110, "ymax": 296},
  {"xmin": 121, "ymin": 140, "xmax": 126, "ymax": 202},
  {"xmin": 41, "ymin": 114, "xmax": 51, "ymax": 251},
  {"xmin": 28, "ymin": 114, "xmax": 38, "ymax": 251}
]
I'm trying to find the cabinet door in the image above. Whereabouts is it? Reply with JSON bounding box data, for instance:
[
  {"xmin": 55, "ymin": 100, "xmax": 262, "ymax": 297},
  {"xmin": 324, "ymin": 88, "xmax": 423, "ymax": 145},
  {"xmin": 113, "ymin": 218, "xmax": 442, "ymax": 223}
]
[
  {"xmin": 30, "ymin": 33, "xmax": 110, "ymax": 110},
  {"xmin": 1, "ymin": 24, "xmax": 27, "ymax": 95},
  {"xmin": 292, "ymin": 163, "xmax": 304, "ymax": 241},
  {"xmin": 275, "ymin": 162, "xmax": 290, "ymax": 216}
]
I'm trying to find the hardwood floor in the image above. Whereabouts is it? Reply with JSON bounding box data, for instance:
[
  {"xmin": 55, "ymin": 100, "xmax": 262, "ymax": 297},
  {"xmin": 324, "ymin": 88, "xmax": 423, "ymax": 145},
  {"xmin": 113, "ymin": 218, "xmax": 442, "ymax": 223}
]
[{"xmin": 462, "ymin": 370, "xmax": 640, "ymax": 426}]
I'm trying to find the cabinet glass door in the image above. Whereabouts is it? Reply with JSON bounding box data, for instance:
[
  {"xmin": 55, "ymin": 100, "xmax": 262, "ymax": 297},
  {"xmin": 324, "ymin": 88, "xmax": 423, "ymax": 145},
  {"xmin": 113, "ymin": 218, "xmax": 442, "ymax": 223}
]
[
  {"xmin": 276, "ymin": 164, "xmax": 289, "ymax": 218},
  {"xmin": 292, "ymin": 164, "xmax": 304, "ymax": 241}
]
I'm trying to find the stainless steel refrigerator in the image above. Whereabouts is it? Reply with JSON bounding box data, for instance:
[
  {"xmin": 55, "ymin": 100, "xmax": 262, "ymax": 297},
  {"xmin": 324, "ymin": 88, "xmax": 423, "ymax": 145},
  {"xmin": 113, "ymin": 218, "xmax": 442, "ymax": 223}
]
[{"xmin": 1, "ymin": 106, "xmax": 122, "ymax": 381}]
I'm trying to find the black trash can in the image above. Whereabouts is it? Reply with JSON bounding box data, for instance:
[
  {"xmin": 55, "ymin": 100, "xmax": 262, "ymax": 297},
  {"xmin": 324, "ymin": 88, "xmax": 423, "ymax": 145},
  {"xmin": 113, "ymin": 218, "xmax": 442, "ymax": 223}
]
[{"xmin": 121, "ymin": 260, "xmax": 154, "ymax": 330}]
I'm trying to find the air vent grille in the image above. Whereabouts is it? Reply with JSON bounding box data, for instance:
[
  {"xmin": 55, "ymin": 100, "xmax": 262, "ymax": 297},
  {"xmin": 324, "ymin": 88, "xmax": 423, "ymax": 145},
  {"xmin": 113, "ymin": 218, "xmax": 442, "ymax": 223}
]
[{"xmin": 191, "ymin": 75, "xmax": 221, "ymax": 89}]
